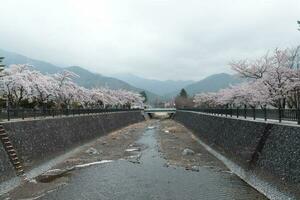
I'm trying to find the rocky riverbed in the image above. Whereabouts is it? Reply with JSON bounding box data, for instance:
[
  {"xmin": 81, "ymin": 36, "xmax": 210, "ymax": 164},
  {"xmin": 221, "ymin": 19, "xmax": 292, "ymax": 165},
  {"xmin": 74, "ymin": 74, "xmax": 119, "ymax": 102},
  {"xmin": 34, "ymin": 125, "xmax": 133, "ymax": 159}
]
[{"xmin": 1, "ymin": 119, "xmax": 267, "ymax": 200}]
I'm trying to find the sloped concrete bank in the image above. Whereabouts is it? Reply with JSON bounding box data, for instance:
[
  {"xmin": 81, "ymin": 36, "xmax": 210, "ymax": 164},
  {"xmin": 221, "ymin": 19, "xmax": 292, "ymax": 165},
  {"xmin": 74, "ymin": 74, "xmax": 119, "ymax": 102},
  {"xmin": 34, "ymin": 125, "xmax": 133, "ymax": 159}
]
[
  {"xmin": 174, "ymin": 110, "xmax": 300, "ymax": 200},
  {"xmin": 0, "ymin": 111, "xmax": 143, "ymax": 183}
]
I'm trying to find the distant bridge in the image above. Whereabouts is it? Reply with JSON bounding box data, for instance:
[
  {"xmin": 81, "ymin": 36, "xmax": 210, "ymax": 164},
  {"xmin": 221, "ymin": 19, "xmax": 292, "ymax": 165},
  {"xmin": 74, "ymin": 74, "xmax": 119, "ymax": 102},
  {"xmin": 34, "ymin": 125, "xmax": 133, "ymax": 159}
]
[
  {"xmin": 143, "ymin": 108, "xmax": 176, "ymax": 119},
  {"xmin": 144, "ymin": 108, "xmax": 176, "ymax": 114}
]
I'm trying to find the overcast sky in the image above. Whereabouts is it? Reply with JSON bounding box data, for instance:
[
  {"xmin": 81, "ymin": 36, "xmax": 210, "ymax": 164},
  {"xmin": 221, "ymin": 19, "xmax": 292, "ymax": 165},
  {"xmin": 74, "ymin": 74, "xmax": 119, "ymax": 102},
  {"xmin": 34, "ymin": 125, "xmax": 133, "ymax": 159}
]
[{"xmin": 0, "ymin": 0, "xmax": 299, "ymax": 80}]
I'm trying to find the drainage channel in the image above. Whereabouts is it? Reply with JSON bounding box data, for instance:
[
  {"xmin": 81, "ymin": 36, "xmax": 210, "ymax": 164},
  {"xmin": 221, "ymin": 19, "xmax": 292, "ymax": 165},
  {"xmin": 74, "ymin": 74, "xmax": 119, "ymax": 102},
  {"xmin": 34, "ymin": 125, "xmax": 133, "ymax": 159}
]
[{"xmin": 35, "ymin": 121, "xmax": 267, "ymax": 200}]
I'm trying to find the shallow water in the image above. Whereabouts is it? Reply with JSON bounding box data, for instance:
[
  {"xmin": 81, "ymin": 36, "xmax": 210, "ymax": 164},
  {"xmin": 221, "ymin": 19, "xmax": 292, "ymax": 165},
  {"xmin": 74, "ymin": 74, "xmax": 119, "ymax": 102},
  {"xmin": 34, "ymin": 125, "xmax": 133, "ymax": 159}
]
[{"xmin": 40, "ymin": 122, "xmax": 266, "ymax": 200}]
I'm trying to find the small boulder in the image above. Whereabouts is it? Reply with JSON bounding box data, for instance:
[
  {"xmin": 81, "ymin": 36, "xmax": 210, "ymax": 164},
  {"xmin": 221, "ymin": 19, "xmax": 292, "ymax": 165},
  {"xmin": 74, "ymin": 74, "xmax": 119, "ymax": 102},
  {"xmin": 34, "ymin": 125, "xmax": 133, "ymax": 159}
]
[
  {"xmin": 182, "ymin": 148, "xmax": 195, "ymax": 156},
  {"xmin": 125, "ymin": 148, "xmax": 140, "ymax": 152},
  {"xmin": 85, "ymin": 147, "xmax": 99, "ymax": 155},
  {"xmin": 42, "ymin": 169, "xmax": 67, "ymax": 177},
  {"xmin": 36, "ymin": 168, "xmax": 74, "ymax": 183},
  {"xmin": 147, "ymin": 126, "xmax": 155, "ymax": 130},
  {"xmin": 191, "ymin": 166, "xmax": 200, "ymax": 172}
]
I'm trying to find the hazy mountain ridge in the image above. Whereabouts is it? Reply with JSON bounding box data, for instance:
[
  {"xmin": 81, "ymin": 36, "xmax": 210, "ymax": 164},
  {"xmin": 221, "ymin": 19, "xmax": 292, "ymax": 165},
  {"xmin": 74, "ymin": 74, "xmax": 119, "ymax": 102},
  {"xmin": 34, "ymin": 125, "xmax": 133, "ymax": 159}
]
[
  {"xmin": 0, "ymin": 49, "xmax": 61, "ymax": 74},
  {"xmin": 113, "ymin": 73, "xmax": 194, "ymax": 96},
  {"xmin": 166, "ymin": 73, "xmax": 242, "ymax": 97},
  {"xmin": 65, "ymin": 66, "xmax": 161, "ymax": 103},
  {"xmin": 0, "ymin": 49, "xmax": 161, "ymax": 103},
  {"xmin": 185, "ymin": 73, "xmax": 242, "ymax": 94},
  {"xmin": 0, "ymin": 49, "xmax": 241, "ymax": 102},
  {"xmin": 114, "ymin": 72, "xmax": 242, "ymax": 98}
]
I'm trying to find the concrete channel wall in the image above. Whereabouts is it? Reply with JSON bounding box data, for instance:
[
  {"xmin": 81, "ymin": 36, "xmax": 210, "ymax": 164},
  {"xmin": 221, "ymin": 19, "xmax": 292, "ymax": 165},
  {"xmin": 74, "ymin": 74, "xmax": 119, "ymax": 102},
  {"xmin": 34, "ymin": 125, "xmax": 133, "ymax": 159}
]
[
  {"xmin": 174, "ymin": 110, "xmax": 300, "ymax": 199},
  {"xmin": 0, "ymin": 111, "xmax": 144, "ymax": 180}
]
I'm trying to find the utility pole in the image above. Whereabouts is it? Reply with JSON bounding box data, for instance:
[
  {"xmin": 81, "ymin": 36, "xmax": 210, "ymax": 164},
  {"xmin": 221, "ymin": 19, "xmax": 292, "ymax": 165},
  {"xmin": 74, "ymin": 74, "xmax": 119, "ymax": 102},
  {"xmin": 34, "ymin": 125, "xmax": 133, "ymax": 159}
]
[
  {"xmin": 0, "ymin": 57, "xmax": 5, "ymax": 73},
  {"xmin": 0, "ymin": 57, "xmax": 7, "ymax": 116}
]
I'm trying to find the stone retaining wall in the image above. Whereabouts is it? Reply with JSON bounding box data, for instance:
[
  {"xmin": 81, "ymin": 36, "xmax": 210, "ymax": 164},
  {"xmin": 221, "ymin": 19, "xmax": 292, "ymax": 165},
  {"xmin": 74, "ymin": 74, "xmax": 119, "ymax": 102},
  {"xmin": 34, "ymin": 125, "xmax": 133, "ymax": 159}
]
[
  {"xmin": 1, "ymin": 111, "xmax": 144, "ymax": 172},
  {"xmin": 256, "ymin": 124, "xmax": 300, "ymax": 197},
  {"xmin": 174, "ymin": 110, "xmax": 300, "ymax": 199}
]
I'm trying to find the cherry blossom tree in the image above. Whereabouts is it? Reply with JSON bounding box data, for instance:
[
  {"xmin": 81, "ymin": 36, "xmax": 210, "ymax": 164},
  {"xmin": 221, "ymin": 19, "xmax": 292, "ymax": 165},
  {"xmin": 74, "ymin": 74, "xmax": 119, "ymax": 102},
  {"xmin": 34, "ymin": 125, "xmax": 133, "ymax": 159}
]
[
  {"xmin": 30, "ymin": 71, "xmax": 57, "ymax": 108},
  {"xmin": 52, "ymin": 70, "xmax": 80, "ymax": 108},
  {"xmin": 194, "ymin": 92, "xmax": 218, "ymax": 108},
  {"xmin": 1, "ymin": 64, "xmax": 34, "ymax": 108},
  {"xmin": 194, "ymin": 47, "xmax": 300, "ymax": 110},
  {"xmin": 230, "ymin": 48, "xmax": 294, "ymax": 108},
  {"xmin": 0, "ymin": 65, "xmax": 144, "ymax": 110}
]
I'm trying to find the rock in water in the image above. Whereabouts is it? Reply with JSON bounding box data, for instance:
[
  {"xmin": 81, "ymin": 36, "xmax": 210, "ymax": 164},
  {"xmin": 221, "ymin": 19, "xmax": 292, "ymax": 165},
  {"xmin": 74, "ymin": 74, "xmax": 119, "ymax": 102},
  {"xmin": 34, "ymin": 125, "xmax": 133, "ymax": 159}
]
[
  {"xmin": 191, "ymin": 166, "xmax": 200, "ymax": 172},
  {"xmin": 147, "ymin": 126, "xmax": 155, "ymax": 130},
  {"xmin": 182, "ymin": 148, "xmax": 195, "ymax": 156}
]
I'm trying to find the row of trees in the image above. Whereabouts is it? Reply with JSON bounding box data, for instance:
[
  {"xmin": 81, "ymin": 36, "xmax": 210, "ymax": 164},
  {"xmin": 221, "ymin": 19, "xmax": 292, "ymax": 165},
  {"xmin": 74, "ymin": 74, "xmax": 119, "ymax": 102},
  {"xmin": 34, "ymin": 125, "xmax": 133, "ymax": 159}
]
[
  {"xmin": 194, "ymin": 47, "xmax": 300, "ymax": 109},
  {"xmin": 0, "ymin": 64, "xmax": 144, "ymax": 109}
]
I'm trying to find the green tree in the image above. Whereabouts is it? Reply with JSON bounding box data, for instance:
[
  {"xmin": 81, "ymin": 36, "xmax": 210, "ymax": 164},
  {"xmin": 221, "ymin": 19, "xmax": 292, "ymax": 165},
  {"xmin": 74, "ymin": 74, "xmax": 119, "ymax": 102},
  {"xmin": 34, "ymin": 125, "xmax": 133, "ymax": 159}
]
[
  {"xmin": 179, "ymin": 88, "xmax": 188, "ymax": 98},
  {"xmin": 175, "ymin": 88, "xmax": 194, "ymax": 108},
  {"xmin": 140, "ymin": 91, "xmax": 148, "ymax": 103}
]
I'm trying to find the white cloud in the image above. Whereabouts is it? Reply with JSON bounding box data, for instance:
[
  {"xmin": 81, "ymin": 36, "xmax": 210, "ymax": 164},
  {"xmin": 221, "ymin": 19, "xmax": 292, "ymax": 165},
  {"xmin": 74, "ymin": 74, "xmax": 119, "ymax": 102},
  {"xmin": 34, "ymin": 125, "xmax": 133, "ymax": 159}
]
[{"xmin": 0, "ymin": 0, "xmax": 299, "ymax": 80}]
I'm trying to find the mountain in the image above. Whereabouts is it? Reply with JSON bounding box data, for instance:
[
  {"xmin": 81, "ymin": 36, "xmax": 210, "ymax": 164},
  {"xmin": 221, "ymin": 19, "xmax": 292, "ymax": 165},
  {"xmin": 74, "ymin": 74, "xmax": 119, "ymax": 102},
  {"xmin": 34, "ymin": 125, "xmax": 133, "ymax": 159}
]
[
  {"xmin": 113, "ymin": 73, "xmax": 242, "ymax": 99},
  {"xmin": 167, "ymin": 73, "xmax": 242, "ymax": 97},
  {"xmin": 0, "ymin": 49, "xmax": 241, "ymax": 102},
  {"xmin": 0, "ymin": 49, "xmax": 61, "ymax": 74},
  {"xmin": 65, "ymin": 66, "xmax": 161, "ymax": 103},
  {"xmin": 113, "ymin": 73, "xmax": 194, "ymax": 96},
  {"xmin": 66, "ymin": 66, "xmax": 139, "ymax": 90},
  {"xmin": 0, "ymin": 49, "xmax": 161, "ymax": 103}
]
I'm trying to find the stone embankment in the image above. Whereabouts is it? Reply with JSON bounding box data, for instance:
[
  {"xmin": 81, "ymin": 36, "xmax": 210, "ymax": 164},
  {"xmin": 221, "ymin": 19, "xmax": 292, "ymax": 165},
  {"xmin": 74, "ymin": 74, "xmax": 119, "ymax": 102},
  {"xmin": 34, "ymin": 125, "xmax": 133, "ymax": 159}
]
[
  {"xmin": 0, "ymin": 111, "xmax": 144, "ymax": 185},
  {"xmin": 175, "ymin": 110, "xmax": 300, "ymax": 200}
]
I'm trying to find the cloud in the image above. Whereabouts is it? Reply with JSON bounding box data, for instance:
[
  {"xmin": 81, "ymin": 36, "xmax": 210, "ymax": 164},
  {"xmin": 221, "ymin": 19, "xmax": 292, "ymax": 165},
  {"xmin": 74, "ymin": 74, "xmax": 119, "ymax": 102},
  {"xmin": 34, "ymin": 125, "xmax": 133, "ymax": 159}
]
[{"xmin": 0, "ymin": 0, "xmax": 299, "ymax": 80}]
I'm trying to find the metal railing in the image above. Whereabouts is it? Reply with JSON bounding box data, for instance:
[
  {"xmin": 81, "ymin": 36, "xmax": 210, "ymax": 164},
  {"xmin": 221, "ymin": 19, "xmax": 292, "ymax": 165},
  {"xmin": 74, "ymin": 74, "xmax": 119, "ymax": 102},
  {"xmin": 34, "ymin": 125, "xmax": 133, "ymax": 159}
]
[
  {"xmin": 180, "ymin": 108, "xmax": 300, "ymax": 124},
  {"xmin": 144, "ymin": 108, "xmax": 176, "ymax": 113},
  {"xmin": 1, "ymin": 108, "xmax": 142, "ymax": 121}
]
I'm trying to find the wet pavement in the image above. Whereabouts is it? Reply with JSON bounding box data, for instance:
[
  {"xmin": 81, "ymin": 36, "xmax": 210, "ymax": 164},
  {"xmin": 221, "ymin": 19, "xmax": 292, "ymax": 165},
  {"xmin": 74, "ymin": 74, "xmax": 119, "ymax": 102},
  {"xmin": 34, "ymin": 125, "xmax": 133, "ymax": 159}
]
[{"xmin": 2, "ymin": 120, "xmax": 267, "ymax": 200}]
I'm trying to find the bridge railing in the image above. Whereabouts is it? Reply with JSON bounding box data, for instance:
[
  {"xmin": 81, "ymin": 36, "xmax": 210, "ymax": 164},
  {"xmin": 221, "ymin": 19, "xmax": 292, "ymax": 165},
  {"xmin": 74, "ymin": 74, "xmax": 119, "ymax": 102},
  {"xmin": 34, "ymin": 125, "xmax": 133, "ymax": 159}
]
[
  {"xmin": 144, "ymin": 108, "xmax": 176, "ymax": 112},
  {"xmin": 1, "ymin": 108, "xmax": 142, "ymax": 121},
  {"xmin": 179, "ymin": 108, "xmax": 300, "ymax": 124}
]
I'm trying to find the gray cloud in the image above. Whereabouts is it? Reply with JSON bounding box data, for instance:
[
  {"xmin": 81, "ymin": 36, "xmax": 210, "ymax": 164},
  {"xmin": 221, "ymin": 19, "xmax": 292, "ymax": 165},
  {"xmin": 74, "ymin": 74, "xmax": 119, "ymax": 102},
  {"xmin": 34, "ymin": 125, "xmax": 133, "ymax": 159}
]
[{"xmin": 0, "ymin": 0, "xmax": 299, "ymax": 80}]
